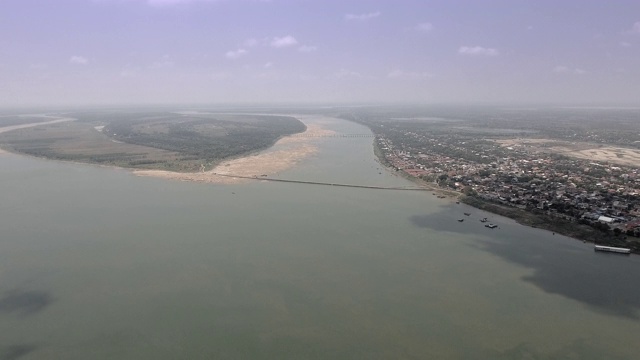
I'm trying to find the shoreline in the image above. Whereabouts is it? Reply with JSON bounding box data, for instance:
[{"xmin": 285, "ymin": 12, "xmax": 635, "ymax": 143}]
[
  {"xmin": 0, "ymin": 115, "xmax": 76, "ymax": 135},
  {"xmin": 369, "ymin": 134, "xmax": 638, "ymax": 254},
  {"xmin": 134, "ymin": 118, "xmax": 335, "ymax": 184},
  {"xmin": 0, "ymin": 114, "xmax": 334, "ymax": 184},
  {"xmin": 371, "ymin": 136, "xmax": 461, "ymax": 200}
]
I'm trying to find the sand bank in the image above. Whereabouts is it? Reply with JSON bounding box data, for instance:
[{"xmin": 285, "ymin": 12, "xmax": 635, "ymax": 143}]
[
  {"xmin": 0, "ymin": 116, "xmax": 76, "ymax": 135},
  {"xmin": 134, "ymin": 119, "xmax": 335, "ymax": 184}
]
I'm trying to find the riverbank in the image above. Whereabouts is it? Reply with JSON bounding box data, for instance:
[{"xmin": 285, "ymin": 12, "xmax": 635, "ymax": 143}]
[
  {"xmin": 0, "ymin": 113, "xmax": 331, "ymax": 183},
  {"xmin": 134, "ymin": 120, "xmax": 335, "ymax": 184},
  {"xmin": 369, "ymin": 133, "xmax": 639, "ymax": 254},
  {"xmin": 461, "ymin": 196, "xmax": 639, "ymax": 253},
  {"xmin": 372, "ymin": 136, "xmax": 461, "ymax": 199},
  {"xmin": 0, "ymin": 115, "xmax": 76, "ymax": 134}
]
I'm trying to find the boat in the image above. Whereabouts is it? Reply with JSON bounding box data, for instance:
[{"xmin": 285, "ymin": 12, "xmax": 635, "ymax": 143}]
[
  {"xmin": 464, "ymin": 213, "xmax": 471, "ymax": 216},
  {"xmin": 594, "ymin": 245, "xmax": 631, "ymax": 254},
  {"xmin": 457, "ymin": 219, "xmax": 464, "ymax": 222},
  {"xmin": 480, "ymin": 218, "xmax": 488, "ymax": 223},
  {"xmin": 485, "ymin": 224, "xmax": 498, "ymax": 229}
]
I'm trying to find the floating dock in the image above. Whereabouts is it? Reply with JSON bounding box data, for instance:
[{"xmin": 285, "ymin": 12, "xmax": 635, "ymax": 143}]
[{"xmin": 594, "ymin": 245, "xmax": 631, "ymax": 254}]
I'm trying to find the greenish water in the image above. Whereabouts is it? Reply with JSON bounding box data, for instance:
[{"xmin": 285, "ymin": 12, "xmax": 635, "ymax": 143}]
[{"xmin": 1, "ymin": 116, "xmax": 639, "ymax": 359}]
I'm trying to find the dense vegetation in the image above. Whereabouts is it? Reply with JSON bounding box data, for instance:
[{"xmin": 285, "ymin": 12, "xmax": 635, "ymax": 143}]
[
  {"xmin": 0, "ymin": 112, "xmax": 306, "ymax": 172},
  {"xmin": 102, "ymin": 114, "xmax": 305, "ymax": 161}
]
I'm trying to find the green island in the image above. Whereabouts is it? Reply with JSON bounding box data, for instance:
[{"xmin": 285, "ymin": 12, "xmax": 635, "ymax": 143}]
[{"xmin": 0, "ymin": 111, "xmax": 306, "ymax": 172}]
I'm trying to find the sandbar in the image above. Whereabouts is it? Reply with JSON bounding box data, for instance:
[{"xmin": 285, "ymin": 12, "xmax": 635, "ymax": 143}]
[
  {"xmin": 134, "ymin": 118, "xmax": 335, "ymax": 184},
  {"xmin": 0, "ymin": 116, "xmax": 75, "ymax": 135}
]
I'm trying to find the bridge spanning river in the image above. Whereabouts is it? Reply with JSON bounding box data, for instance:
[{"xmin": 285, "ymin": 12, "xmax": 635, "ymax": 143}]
[
  {"xmin": 213, "ymin": 173, "xmax": 429, "ymax": 191},
  {"xmin": 290, "ymin": 133, "xmax": 375, "ymax": 138}
]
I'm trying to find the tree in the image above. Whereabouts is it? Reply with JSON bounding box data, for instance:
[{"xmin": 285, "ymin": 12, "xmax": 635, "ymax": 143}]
[{"xmin": 463, "ymin": 186, "xmax": 476, "ymax": 196}]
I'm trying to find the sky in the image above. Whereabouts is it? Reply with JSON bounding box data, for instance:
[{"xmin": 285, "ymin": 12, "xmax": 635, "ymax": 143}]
[{"xmin": 1, "ymin": 0, "xmax": 639, "ymax": 106}]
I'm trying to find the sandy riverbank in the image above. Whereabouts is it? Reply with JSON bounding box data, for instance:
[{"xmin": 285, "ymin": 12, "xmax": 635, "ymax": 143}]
[{"xmin": 134, "ymin": 119, "xmax": 335, "ymax": 184}]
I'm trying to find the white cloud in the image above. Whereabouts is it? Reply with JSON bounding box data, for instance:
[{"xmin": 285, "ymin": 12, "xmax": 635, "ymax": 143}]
[
  {"xmin": 458, "ymin": 46, "xmax": 499, "ymax": 56},
  {"xmin": 119, "ymin": 68, "xmax": 138, "ymax": 78},
  {"xmin": 244, "ymin": 38, "xmax": 259, "ymax": 47},
  {"xmin": 345, "ymin": 11, "xmax": 381, "ymax": 21},
  {"xmin": 621, "ymin": 21, "xmax": 640, "ymax": 35},
  {"xmin": 387, "ymin": 69, "xmax": 433, "ymax": 79},
  {"xmin": 415, "ymin": 22, "xmax": 433, "ymax": 33},
  {"xmin": 298, "ymin": 45, "xmax": 317, "ymax": 53},
  {"xmin": 553, "ymin": 65, "xmax": 569, "ymax": 73},
  {"xmin": 70, "ymin": 56, "xmax": 89, "ymax": 65},
  {"xmin": 553, "ymin": 65, "xmax": 586, "ymax": 75},
  {"xmin": 150, "ymin": 55, "xmax": 174, "ymax": 69},
  {"xmin": 270, "ymin": 35, "xmax": 298, "ymax": 48},
  {"xmin": 263, "ymin": 62, "xmax": 273, "ymax": 69},
  {"xmin": 225, "ymin": 48, "xmax": 247, "ymax": 59},
  {"xmin": 620, "ymin": 41, "xmax": 632, "ymax": 48}
]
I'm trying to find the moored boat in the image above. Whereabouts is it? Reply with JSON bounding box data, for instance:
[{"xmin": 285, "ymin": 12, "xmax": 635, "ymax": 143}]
[{"xmin": 594, "ymin": 245, "xmax": 631, "ymax": 255}]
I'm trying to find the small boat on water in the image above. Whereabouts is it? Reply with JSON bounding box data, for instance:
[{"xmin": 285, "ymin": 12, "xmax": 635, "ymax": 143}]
[
  {"xmin": 485, "ymin": 224, "xmax": 498, "ymax": 229},
  {"xmin": 464, "ymin": 213, "xmax": 471, "ymax": 216},
  {"xmin": 457, "ymin": 219, "xmax": 464, "ymax": 222},
  {"xmin": 594, "ymin": 245, "xmax": 631, "ymax": 255},
  {"xmin": 480, "ymin": 218, "xmax": 488, "ymax": 223}
]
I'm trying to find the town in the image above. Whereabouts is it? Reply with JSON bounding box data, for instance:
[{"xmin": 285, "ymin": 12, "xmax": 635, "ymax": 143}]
[{"xmin": 340, "ymin": 108, "xmax": 640, "ymax": 252}]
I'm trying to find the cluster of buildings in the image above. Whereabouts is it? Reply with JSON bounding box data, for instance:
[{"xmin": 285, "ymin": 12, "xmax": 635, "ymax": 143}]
[{"xmin": 376, "ymin": 132, "xmax": 640, "ymax": 238}]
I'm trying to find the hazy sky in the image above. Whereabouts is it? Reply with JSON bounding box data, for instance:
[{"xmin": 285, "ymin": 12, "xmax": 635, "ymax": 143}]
[{"xmin": 1, "ymin": 0, "xmax": 639, "ymax": 106}]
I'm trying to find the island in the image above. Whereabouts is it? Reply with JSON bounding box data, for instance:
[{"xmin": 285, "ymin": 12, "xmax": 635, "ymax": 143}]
[{"xmin": 0, "ymin": 111, "xmax": 306, "ymax": 172}]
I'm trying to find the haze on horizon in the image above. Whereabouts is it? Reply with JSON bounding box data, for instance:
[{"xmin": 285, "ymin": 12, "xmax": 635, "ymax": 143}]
[{"xmin": 1, "ymin": 0, "xmax": 639, "ymax": 107}]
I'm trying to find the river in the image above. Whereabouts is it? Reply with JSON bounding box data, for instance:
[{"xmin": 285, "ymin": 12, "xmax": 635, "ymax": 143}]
[{"xmin": 1, "ymin": 115, "xmax": 639, "ymax": 359}]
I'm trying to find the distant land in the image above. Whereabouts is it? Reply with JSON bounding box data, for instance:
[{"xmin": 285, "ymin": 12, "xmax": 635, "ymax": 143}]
[
  {"xmin": 2, "ymin": 105, "xmax": 640, "ymax": 252},
  {"xmin": 0, "ymin": 111, "xmax": 306, "ymax": 172},
  {"xmin": 337, "ymin": 105, "xmax": 640, "ymax": 252}
]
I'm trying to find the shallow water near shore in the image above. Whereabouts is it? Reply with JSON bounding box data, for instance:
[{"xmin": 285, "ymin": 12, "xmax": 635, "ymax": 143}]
[{"xmin": 1, "ymin": 116, "xmax": 640, "ymax": 359}]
